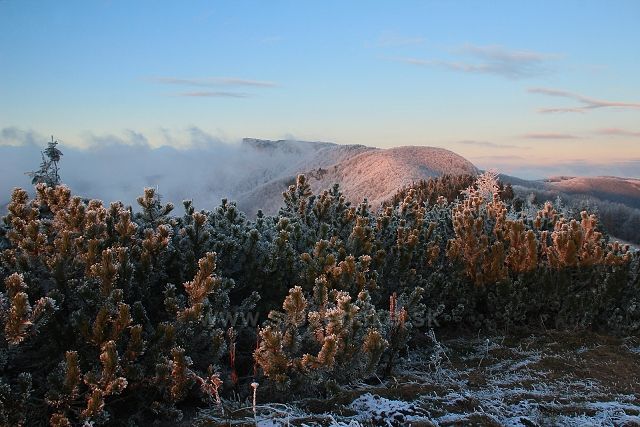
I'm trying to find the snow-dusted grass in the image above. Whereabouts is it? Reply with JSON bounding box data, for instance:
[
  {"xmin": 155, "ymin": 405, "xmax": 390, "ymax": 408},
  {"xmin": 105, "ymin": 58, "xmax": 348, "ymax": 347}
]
[{"xmin": 199, "ymin": 331, "xmax": 640, "ymax": 426}]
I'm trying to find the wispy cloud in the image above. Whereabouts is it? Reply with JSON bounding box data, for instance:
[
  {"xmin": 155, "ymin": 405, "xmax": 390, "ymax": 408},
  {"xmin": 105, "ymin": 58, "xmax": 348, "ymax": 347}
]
[
  {"xmin": 151, "ymin": 76, "xmax": 278, "ymax": 88},
  {"xmin": 148, "ymin": 76, "xmax": 277, "ymax": 99},
  {"xmin": 455, "ymin": 140, "xmax": 528, "ymax": 149},
  {"xmin": 521, "ymin": 133, "xmax": 580, "ymax": 140},
  {"xmin": 529, "ymin": 87, "xmax": 640, "ymax": 113},
  {"xmin": 175, "ymin": 91, "xmax": 251, "ymax": 98},
  {"xmin": 391, "ymin": 44, "xmax": 558, "ymax": 79},
  {"xmin": 596, "ymin": 128, "xmax": 640, "ymax": 137},
  {"xmin": 373, "ymin": 32, "xmax": 426, "ymax": 47},
  {"xmin": 470, "ymin": 154, "xmax": 640, "ymax": 179},
  {"xmin": 460, "ymin": 44, "xmax": 555, "ymax": 63},
  {"xmin": 469, "ymin": 154, "xmax": 527, "ymax": 161}
]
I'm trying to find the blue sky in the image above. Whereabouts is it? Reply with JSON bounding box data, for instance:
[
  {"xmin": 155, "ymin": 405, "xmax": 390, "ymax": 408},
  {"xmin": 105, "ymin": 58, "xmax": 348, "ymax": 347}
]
[{"xmin": 1, "ymin": 0, "xmax": 639, "ymax": 178}]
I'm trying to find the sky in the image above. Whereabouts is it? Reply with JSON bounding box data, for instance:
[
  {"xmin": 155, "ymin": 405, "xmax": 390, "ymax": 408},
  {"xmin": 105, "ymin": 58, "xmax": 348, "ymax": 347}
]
[{"xmin": 1, "ymin": 0, "xmax": 639, "ymax": 179}]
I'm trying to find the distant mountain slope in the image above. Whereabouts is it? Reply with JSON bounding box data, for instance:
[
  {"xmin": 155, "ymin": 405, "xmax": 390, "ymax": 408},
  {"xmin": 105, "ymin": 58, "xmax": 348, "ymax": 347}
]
[
  {"xmin": 307, "ymin": 146, "xmax": 478, "ymax": 207},
  {"xmin": 497, "ymin": 173, "xmax": 546, "ymax": 190},
  {"xmin": 3, "ymin": 138, "xmax": 639, "ymax": 221},
  {"xmin": 497, "ymin": 174, "xmax": 640, "ymax": 208},
  {"xmin": 544, "ymin": 176, "xmax": 640, "ymax": 209},
  {"xmin": 230, "ymin": 138, "xmax": 372, "ymax": 195},
  {"xmin": 493, "ymin": 174, "xmax": 640, "ymax": 245},
  {"xmin": 237, "ymin": 145, "xmax": 478, "ymax": 215}
]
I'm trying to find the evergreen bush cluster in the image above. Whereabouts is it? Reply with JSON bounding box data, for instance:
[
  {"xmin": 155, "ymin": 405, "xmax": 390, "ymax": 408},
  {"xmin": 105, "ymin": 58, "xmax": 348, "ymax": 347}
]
[
  {"xmin": 0, "ymin": 168, "xmax": 638, "ymax": 425},
  {"xmin": 511, "ymin": 186, "xmax": 640, "ymax": 245}
]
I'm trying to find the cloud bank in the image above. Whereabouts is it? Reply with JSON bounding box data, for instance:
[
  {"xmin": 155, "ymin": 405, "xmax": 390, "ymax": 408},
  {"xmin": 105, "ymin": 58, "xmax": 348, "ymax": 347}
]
[{"xmin": 0, "ymin": 127, "xmax": 325, "ymax": 213}]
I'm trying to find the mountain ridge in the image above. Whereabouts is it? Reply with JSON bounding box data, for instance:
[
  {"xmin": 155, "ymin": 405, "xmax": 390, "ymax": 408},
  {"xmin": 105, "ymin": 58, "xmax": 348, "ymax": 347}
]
[
  {"xmin": 236, "ymin": 142, "xmax": 478, "ymax": 215},
  {"xmin": 1, "ymin": 139, "xmax": 639, "ymax": 219}
]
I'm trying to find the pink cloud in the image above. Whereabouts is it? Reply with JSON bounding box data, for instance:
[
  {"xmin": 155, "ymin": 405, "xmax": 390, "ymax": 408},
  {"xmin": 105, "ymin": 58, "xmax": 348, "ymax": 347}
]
[
  {"xmin": 521, "ymin": 133, "xmax": 580, "ymax": 139},
  {"xmin": 529, "ymin": 87, "xmax": 640, "ymax": 113},
  {"xmin": 596, "ymin": 128, "xmax": 640, "ymax": 137}
]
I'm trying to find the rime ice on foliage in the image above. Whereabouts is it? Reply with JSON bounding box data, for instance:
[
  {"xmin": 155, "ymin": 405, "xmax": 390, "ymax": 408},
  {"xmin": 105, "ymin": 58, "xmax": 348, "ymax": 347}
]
[
  {"xmin": 178, "ymin": 252, "xmax": 222, "ymax": 322},
  {"xmin": 0, "ymin": 169, "xmax": 638, "ymax": 424},
  {"xmin": 448, "ymin": 185, "xmax": 509, "ymax": 285},
  {"xmin": 2, "ymin": 273, "xmax": 56, "ymax": 345},
  {"xmin": 136, "ymin": 187, "xmax": 174, "ymax": 227},
  {"xmin": 448, "ymin": 172, "xmax": 631, "ymax": 285},
  {"xmin": 467, "ymin": 169, "xmax": 500, "ymax": 200},
  {"xmin": 0, "ymin": 184, "xmax": 259, "ymax": 423},
  {"xmin": 254, "ymin": 286, "xmax": 391, "ymax": 387},
  {"xmin": 27, "ymin": 135, "xmax": 63, "ymax": 187}
]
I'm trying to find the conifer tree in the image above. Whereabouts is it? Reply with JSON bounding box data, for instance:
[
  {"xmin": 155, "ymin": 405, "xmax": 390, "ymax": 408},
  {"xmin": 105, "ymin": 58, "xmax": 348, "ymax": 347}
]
[{"xmin": 27, "ymin": 135, "xmax": 63, "ymax": 187}]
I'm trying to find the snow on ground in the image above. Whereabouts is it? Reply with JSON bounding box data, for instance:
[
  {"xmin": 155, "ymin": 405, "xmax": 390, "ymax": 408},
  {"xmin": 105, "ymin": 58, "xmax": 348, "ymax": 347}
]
[{"xmin": 197, "ymin": 331, "xmax": 640, "ymax": 426}]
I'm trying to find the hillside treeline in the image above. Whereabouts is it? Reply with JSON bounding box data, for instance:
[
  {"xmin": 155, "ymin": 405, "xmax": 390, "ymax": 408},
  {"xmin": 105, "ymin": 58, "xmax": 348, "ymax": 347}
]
[
  {"xmin": 0, "ymin": 171, "xmax": 638, "ymax": 425},
  {"xmin": 513, "ymin": 187, "xmax": 640, "ymax": 245}
]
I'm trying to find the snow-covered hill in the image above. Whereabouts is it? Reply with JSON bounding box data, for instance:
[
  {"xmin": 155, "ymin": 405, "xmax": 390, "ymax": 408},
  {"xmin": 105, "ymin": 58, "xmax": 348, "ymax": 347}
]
[
  {"xmin": 544, "ymin": 176, "xmax": 640, "ymax": 209},
  {"xmin": 236, "ymin": 143, "xmax": 478, "ymax": 215},
  {"xmin": 308, "ymin": 146, "xmax": 478, "ymax": 206}
]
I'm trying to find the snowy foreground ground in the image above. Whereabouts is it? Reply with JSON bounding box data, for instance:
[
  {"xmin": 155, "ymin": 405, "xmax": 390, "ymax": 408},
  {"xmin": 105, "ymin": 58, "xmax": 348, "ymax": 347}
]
[{"xmin": 199, "ymin": 331, "xmax": 640, "ymax": 426}]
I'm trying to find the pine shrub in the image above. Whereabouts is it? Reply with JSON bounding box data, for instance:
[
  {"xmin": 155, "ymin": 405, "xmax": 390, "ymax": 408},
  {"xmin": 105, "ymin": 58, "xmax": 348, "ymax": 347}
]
[{"xmin": 0, "ymin": 168, "xmax": 637, "ymax": 425}]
